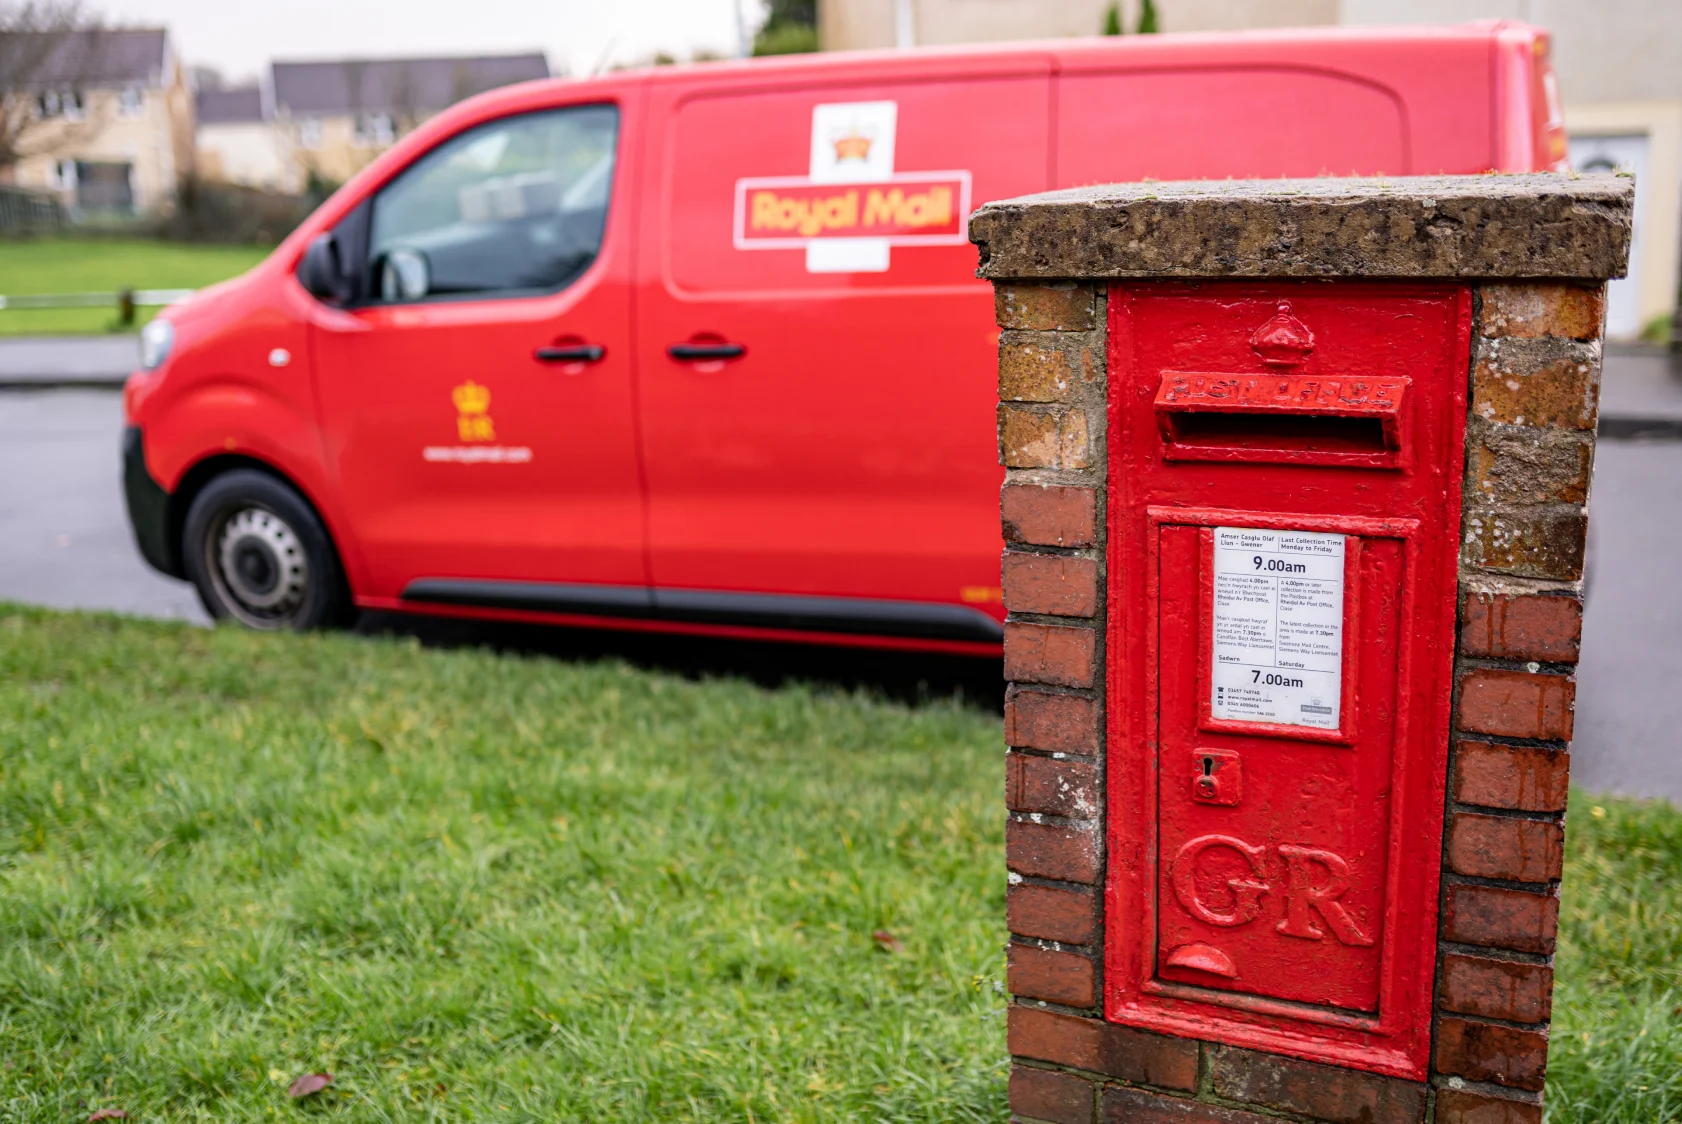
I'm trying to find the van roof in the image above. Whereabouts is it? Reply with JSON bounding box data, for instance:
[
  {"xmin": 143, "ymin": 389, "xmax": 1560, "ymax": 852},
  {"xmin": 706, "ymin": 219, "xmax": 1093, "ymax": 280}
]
[{"xmin": 554, "ymin": 20, "xmax": 1532, "ymax": 90}]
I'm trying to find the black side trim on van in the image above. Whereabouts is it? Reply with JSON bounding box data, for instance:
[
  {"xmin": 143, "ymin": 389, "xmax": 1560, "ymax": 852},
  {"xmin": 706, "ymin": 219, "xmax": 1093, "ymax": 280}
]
[{"xmin": 399, "ymin": 579, "xmax": 1004, "ymax": 644}]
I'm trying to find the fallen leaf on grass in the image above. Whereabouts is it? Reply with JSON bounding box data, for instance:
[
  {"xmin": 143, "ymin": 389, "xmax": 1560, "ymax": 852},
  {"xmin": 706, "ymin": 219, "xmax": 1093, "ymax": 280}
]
[
  {"xmin": 287, "ymin": 1073, "xmax": 333, "ymax": 1098},
  {"xmin": 88, "ymin": 1112, "xmax": 127, "ymax": 1122},
  {"xmin": 872, "ymin": 929, "xmax": 904, "ymax": 954}
]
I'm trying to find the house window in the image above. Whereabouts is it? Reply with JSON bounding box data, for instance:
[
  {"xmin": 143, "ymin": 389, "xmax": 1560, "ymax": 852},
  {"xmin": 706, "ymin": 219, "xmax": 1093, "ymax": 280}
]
[
  {"xmin": 353, "ymin": 112, "xmax": 396, "ymax": 148},
  {"xmin": 50, "ymin": 159, "xmax": 79, "ymax": 190},
  {"xmin": 119, "ymin": 86, "xmax": 145, "ymax": 117},
  {"xmin": 37, "ymin": 89, "xmax": 84, "ymax": 120},
  {"xmin": 298, "ymin": 118, "xmax": 322, "ymax": 150}
]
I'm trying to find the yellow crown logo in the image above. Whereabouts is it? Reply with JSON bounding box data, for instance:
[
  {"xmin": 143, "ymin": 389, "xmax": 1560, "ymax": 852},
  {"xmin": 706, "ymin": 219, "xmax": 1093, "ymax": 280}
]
[
  {"xmin": 833, "ymin": 128, "xmax": 873, "ymax": 163},
  {"xmin": 452, "ymin": 380, "xmax": 491, "ymax": 415}
]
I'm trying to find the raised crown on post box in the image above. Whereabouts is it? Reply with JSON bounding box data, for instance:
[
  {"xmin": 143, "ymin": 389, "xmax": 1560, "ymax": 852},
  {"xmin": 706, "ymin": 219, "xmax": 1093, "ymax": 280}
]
[{"xmin": 1249, "ymin": 301, "xmax": 1316, "ymax": 367}]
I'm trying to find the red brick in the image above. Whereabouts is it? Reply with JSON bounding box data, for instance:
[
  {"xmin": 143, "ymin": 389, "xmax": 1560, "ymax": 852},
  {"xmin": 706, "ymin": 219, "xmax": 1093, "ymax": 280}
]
[
  {"xmin": 997, "ymin": 284, "xmax": 1097, "ymax": 332},
  {"xmin": 1001, "ymin": 338, "xmax": 1078, "ymax": 403},
  {"xmin": 1479, "ymin": 283, "xmax": 1604, "ymax": 341},
  {"xmin": 1472, "ymin": 344, "xmax": 1599, "ymax": 430},
  {"xmin": 1009, "ymin": 942, "xmax": 1097, "ymax": 1007},
  {"xmin": 1008, "ymin": 819, "xmax": 1099, "ymax": 883},
  {"xmin": 1002, "ymin": 485, "xmax": 1098, "ymax": 549},
  {"xmin": 1447, "ymin": 812, "xmax": 1563, "ymax": 883},
  {"xmin": 1454, "ymin": 741, "xmax": 1569, "ymax": 813},
  {"xmin": 1101, "ymin": 1085, "xmax": 1277, "ymax": 1123},
  {"xmin": 1461, "ymin": 505, "xmax": 1587, "ymax": 581},
  {"xmin": 1205, "ymin": 1044, "xmax": 1426, "ymax": 1124},
  {"xmin": 1003, "ymin": 552, "xmax": 1099, "ymax": 618},
  {"xmin": 1434, "ymin": 1088, "xmax": 1542, "ymax": 1124},
  {"xmin": 1009, "ymin": 882, "xmax": 1097, "ymax": 944},
  {"xmin": 1006, "ymin": 688, "xmax": 1099, "ymax": 754},
  {"xmin": 1009, "ymin": 1006, "xmax": 1198, "ymax": 1090},
  {"xmin": 1442, "ymin": 883, "xmax": 1559, "ymax": 954},
  {"xmin": 1008, "ymin": 752, "xmax": 1099, "ymax": 818},
  {"xmin": 1460, "ymin": 592, "xmax": 1582, "ymax": 662},
  {"xmin": 1439, "ymin": 952, "xmax": 1553, "ymax": 1023},
  {"xmin": 1456, "ymin": 669, "xmax": 1574, "ymax": 741},
  {"xmin": 1468, "ymin": 427, "xmax": 1592, "ymax": 505},
  {"xmin": 1435, "ymin": 1016, "xmax": 1549, "ymax": 1092},
  {"xmin": 1060, "ymin": 409, "xmax": 1092, "ymax": 469},
  {"xmin": 1006, "ymin": 621, "xmax": 1097, "ymax": 688},
  {"xmin": 1009, "ymin": 1064, "xmax": 1095, "ymax": 1124},
  {"xmin": 999, "ymin": 406, "xmax": 1092, "ymax": 470},
  {"xmin": 1001, "ymin": 406, "xmax": 1063, "ymax": 469}
]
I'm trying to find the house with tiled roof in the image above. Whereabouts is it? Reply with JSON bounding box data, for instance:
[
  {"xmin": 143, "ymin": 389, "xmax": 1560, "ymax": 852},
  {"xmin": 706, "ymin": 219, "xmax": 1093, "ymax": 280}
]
[
  {"xmin": 194, "ymin": 83, "xmax": 298, "ymax": 192},
  {"xmin": 7, "ymin": 27, "xmax": 193, "ymax": 215},
  {"xmin": 268, "ymin": 52, "xmax": 550, "ymax": 184}
]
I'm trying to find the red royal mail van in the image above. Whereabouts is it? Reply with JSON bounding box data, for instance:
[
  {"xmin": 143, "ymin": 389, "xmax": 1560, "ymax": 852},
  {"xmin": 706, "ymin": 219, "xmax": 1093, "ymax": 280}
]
[{"xmin": 123, "ymin": 24, "xmax": 1565, "ymax": 653}]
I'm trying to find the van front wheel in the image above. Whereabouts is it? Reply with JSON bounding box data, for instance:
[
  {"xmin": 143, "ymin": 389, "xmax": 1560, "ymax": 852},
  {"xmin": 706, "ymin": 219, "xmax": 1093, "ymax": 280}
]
[{"xmin": 182, "ymin": 469, "xmax": 346, "ymax": 630}]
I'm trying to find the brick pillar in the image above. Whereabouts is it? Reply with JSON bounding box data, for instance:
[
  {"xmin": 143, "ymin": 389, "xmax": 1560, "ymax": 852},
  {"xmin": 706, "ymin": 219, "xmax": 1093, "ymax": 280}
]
[{"xmin": 971, "ymin": 176, "xmax": 1633, "ymax": 1124}]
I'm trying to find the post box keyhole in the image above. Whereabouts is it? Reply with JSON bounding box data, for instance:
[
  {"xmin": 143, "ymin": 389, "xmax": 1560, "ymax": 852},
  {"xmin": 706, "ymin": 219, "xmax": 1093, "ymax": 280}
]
[{"xmin": 1192, "ymin": 749, "xmax": 1242, "ymax": 806}]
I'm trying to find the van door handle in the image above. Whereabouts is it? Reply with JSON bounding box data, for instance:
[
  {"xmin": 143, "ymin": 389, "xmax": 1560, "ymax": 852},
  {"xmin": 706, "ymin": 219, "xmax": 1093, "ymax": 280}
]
[
  {"xmin": 667, "ymin": 342, "xmax": 746, "ymax": 361},
  {"xmin": 534, "ymin": 344, "xmax": 605, "ymax": 363}
]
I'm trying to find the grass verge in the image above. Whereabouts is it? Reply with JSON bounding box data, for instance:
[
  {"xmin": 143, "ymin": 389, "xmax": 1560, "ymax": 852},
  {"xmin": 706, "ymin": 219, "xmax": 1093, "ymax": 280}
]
[
  {"xmin": 0, "ymin": 240, "xmax": 269, "ymax": 336},
  {"xmin": 0, "ymin": 606, "xmax": 1677, "ymax": 1120},
  {"xmin": 1550, "ymin": 794, "xmax": 1682, "ymax": 1122},
  {"xmin": 0, "ymin": 606, "xmax": 1007, "ymax": 1121}
]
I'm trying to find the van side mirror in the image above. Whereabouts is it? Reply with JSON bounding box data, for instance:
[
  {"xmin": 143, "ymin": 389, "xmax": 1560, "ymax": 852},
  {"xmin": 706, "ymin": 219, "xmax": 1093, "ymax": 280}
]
[
  {"xmin": 298, "ymin": 232, "xmax": 350, "ymax": 303},
  {"xmin": 375, "ymin": 248, "xmax": 431, "ymax": 302}
]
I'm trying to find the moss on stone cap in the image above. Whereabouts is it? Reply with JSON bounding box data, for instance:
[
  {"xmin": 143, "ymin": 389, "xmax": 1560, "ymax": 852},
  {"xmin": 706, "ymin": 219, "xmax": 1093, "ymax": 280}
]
[{"xmin": 968, "ymin": 174, "xmax": 1633, "ymax": 282}]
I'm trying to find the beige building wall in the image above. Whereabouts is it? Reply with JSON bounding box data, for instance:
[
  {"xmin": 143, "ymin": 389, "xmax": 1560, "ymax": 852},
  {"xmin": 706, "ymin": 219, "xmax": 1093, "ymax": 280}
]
[
  {"xmin": 197, "ymin": 122, "xmax": 303, "ymax": 193},
  {"xmin": 12, "ymin": 81, "xmax": 190, "ymax": 213},
  {"xmin": 1344, "ymin": 0, "xmax": 1682, "ymax": 336},
  {"xmin": 278, "ymin": 114, "xmax": 399, "ymax": 187},
  {"xmin": 820, "ymin": 0, "xmax": 1338, "ymax": 50}
]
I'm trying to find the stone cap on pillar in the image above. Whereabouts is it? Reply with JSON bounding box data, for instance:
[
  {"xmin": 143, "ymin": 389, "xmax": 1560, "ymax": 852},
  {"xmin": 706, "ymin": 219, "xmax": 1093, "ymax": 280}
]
[{"xmin": 969, "ymin": 173, "xmax": 1634, "ymax": 282}]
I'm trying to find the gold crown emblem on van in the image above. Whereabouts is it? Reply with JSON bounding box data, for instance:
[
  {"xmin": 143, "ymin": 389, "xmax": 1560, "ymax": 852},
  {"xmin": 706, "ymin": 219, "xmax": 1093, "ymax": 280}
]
[
  {"xmin": 452, "ymin": 380, "xmax": 491, "ymax": 415},
  {"xmin": 832, "ymin": 128, "xmax": 872, "ymax": 163},
  {"xmin": 452, "ymin": 380, "xmax": 495, "ymax": 442}
]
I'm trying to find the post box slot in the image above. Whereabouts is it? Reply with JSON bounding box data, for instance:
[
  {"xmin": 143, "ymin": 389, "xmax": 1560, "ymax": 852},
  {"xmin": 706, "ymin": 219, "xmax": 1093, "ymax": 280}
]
[{"xmin": 1154, "ymin": 372, "xmax": 1409, "ymax": 468}]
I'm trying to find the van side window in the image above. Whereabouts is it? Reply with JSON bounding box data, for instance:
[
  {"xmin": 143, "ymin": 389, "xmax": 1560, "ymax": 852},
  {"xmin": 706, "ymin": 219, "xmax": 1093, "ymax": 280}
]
[{"xmin": 367, "ymin": 104, "xmax": 618, "ymax": 302}]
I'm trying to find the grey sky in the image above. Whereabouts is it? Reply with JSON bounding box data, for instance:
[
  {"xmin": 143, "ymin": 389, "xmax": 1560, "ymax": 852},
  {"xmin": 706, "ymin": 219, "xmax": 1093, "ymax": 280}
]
[{"xmin": 105, "ymin": 0, "xmax": 761, "ymax": 83}]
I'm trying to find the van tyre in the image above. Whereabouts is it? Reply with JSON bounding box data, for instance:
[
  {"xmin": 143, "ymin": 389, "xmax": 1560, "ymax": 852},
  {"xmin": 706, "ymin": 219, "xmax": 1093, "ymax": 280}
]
[{"xmin": 183, "ymin": 470, "xmax": 348, "ymax": 631}]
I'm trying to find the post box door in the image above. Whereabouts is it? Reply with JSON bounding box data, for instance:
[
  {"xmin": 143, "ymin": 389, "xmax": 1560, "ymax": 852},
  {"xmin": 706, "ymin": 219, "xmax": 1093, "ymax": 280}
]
[
  {"xmin": 1154, "ymin": 516, "xmax": 1411, "ymax": 1014},
  {"xmin": 1106, "ymin": 282, "xmax": 1470, "ymax": 1079}
]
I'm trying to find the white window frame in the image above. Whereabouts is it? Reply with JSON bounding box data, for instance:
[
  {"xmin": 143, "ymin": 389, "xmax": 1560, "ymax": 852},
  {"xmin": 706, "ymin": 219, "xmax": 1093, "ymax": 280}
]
[{"xmin": 353, "ymin": 112, "xmax": 396, "ymax": 148}]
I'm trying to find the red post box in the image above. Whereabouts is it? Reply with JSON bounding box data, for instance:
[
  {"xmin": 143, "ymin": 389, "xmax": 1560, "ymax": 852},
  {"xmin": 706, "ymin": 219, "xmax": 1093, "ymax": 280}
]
[
  {"xmin": 1110, "ymin": 284, "xmax": 1469, "ymax": 1075},
  {"xmin": 973, "ymin": 176, "xmax": 1632, "ymax": 1124}
]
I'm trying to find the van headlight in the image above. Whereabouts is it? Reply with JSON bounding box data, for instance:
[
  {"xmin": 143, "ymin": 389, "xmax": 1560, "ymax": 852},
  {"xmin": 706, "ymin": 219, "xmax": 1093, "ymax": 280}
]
[{"xmin": 140, "ymin": 318, "xmax": 174, "ymax": 370}]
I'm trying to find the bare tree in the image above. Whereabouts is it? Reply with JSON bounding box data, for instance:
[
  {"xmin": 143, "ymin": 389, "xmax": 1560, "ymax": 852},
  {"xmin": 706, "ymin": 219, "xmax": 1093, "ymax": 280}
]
[{"xmin": 0, "ymin": 1, "xmax": 110, "ymax": 176}]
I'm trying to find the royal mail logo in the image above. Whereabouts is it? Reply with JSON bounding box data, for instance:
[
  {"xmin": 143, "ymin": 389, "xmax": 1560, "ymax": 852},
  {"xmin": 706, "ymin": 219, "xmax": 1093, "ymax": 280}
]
[
  {"xmin": 423, "ymin": 379, "xmax": 532, "ymax": 465},
  {"xmin": 452, "ymin": 379, "xmax": 495, "ymax": 442},
  {"xmin": 733, "ymin": 173, "xmax": 971, "ymax": 248},
  {"xmin": 733, "ymin": 99, "xmax": 973, "ymax": 273}
]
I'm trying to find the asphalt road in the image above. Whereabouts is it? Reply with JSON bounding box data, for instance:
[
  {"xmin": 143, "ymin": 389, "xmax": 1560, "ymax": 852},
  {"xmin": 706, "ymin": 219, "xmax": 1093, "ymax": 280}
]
[{"xmin": 2, "ymin": 379, "xmax": 1678, "ymax": 800}]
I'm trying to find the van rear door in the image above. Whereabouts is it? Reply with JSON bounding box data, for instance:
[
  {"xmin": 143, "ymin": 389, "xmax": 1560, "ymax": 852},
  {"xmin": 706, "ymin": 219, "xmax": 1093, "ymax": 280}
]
[
  {"xmin": 1056, "ymin": 66, "xmax": 1408, "ymax": 184},
  {"xmin": 632, "ymin": 57, "xmax": 1051, "ymax": 637}
]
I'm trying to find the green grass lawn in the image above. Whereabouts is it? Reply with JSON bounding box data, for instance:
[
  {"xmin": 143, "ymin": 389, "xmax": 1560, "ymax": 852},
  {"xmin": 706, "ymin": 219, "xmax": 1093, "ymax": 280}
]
[
  {"xmin": 0, "ymin": 607, "xmax": 1007, "ymax": 1121},
  {"xmin": 0, "ymin": 240, "xmax": 270, "ymax": 336},
  {"xmin": 0, "ymin": 606, "xmax": 1677, "ymax": 1121},
  {"xmin": 1551, "ymin": 796, "xmax": 1682, "ymax": 1122}
]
